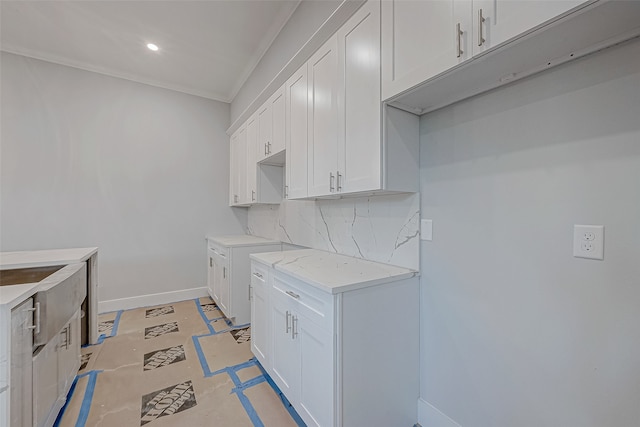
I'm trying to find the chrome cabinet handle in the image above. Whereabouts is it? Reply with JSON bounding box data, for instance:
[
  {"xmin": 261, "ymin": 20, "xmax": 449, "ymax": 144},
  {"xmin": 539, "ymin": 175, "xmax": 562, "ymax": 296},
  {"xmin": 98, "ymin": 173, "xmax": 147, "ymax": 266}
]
[
  {"xmin": 26, "ymin": 302, "xmax": 41, "ymax": 334},
  {"xmin": 291, "ymin": 316, "xmax": 298, "ymax": 339},
  {"xmin": 285, "ymin": 290, "xmax": 300, "ymax": 299},
  {"xmin": 329, "ymin": 172, "xmax": 335, "ymax": 192},
  {"xmin": 267, "ymin": 141, "xmax": 271, "ymax": 154},
  {"xmin": 248, "ymin": 284, "xmax": 252, "ymax": 301},
  {"xmin": 252, "ymin": 190, "xmax": 256, "ymax": 201},
  {"xmin": 223, "ymin": 267, "xmax": 226, "ymax": 279},
  {"xmin": 209, "ymin": 257, "xmax": 212, "ymax": 267},
  {"xmin": 284, "ymin": 185, "xmax": 289, "ymax": 198},
  {"xmin": 478, "ymin": 9, "xmax": 486, "ymax": 47},
  {"xmin": 264, "ymin": 143, "xmax": 268, "ymax": 156},
  {"xmin": 456, "ymin": 23, "xmax": 463, "ymax": 58},
  {"xmin": 285, "ymin": 310, "xmax": 291, "ymax": 333},
  {"xmin": 252, "ymin": 272, "xmax": 263, "ymax": 279},
  {"xmin": 337, "ymin": 171, "xmax": 342, "ymax": 191}
]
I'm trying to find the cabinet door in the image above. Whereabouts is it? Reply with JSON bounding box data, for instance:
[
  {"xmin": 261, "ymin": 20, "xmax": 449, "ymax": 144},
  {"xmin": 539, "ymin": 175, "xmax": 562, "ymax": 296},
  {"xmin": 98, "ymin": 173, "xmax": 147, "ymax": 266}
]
[
  {"xmin": 246, "ymin": 114, "xmax": 258, "ymax": 204},
  {"xmin": 338, "ymin": 0, "xmax": 383, "ymax": 194},
  {"xmin": 33, "ymin": 335, "xmax": 59, "ymax": 427},
  {"xmin": 10, "ymin": 298, "xmax": 33, "ymax": 427},
  {"xmin": 270, "ymin": 294, "xmax": 299, "ymax": 399},
  {"xmin": 296, "ymin": 315, "xmax": 333, "ymax": 427},
  {"xmin": 382, "ymin": 0, "xmax": 461, "ymax": 100},
  {"xmin": 250, "ymin": 269, "xmax": 269, "ymax": 365},
  {"xmin": 307, "ymin": 35, "xmax": 339, "ymax": 197},
  {"xmin": 229, "ymin": 131, "xmax": 239, "ymax": 206},
  {"xmin": 285, "ymin": 63, "xmax": 308, "ymax": 199},
  {"xmin": 257, "ymin": 102, "xmax": 271, "ymax": 163},
  {"xmin": 217, "ymin": 255, "xmax": 231, "ymax": 317},
  {"xmin": 270, "ymin": 85, "xmax": 286, "ymax": 155},
  {"xmin": 212, "ymin": 253, "xmax": 222, "ymax": 306},
  {"xmin": 207, "ymin": 250, "xmax": 215, "ymax": 299},
  {"xmin": 229, "ymin": 127, "xmax": 249, "ymax": 206},
  {"xmin": 473, "ymin": 0, "xmax": 585, "ymax": 54},
  {"xmin": 58, "ymin": 311, "xmax": 81, "ymax": 399}
]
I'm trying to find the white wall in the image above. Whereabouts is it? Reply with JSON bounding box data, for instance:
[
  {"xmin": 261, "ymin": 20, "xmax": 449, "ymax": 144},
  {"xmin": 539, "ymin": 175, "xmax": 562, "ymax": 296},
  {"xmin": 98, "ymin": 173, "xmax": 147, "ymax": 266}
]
[
  {"xmin": 0, "ymin": 52, "xmax": 247, "ymax": 305},
  {"xmin": 419, "ymin": 39, "xmax": 640, "ymax": 427},
  {"xmin": 230, "ymin": 0, "xmax": 341, "ymax": 123}
]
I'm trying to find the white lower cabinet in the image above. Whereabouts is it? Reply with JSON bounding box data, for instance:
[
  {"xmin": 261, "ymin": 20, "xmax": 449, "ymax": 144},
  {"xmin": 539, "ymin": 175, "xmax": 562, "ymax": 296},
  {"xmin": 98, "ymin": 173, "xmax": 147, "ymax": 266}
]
[
  {"xmin": 10, "ymin": 298, "xmax": 34, "ymax": 427},
  {"xmin": 33, "ymin": 310, "xmax": 81, "ymax": 427},
  {"xmin": 251, "ymin": 250, "xmax": 420, "ymax": 427},
  {"xmin": 206, "ymin": 236, "xmax": 283, "ymax": 326}
]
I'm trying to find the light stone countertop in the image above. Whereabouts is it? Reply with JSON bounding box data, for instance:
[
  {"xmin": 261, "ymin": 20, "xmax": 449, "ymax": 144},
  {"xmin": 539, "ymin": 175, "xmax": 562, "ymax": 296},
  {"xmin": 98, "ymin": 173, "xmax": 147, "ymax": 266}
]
[
  {"xmin": 250, "ymin": 249, "xmax": 418, "ymax": 294},
  {"xmin": 0, "ymin": 247, "xmax": 98, "ymax": 270},
  {"xmin": 206, "ymin": 235, "xmax": 281, "ymax": 248},
  {"xmin": 0, "ymin": 247, "xmax": 97, "ymax": 308}
]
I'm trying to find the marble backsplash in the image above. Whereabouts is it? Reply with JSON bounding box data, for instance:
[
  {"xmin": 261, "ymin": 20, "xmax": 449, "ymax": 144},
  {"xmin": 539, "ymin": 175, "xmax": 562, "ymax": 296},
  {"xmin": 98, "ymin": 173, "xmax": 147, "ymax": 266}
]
[{"xmin": 247, "ymin": 193, "xmax": 420, "ymax": 270}]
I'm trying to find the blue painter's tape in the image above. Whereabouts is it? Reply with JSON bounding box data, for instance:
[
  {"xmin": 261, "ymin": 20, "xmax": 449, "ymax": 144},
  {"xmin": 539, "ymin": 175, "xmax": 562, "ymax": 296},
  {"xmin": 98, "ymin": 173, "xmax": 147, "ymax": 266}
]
[
  {"xmin": 236, "ymin": 390, "xmax": 265, "ymax": 427},
  {"xmin": 256, "ymin": 361, "xmax": 306, "ymax": 427},
  {"xmin": 75, "ymin": 370, "xmax": 101, "ymax": 427},
  {"xmin": 110, "ymin": 310, "xmax": 123, "ymax": 337},
  {"xmin": 192, "ymin": 334, "xmax": 213, "ymax": 377},
  {"xmin": 53, "ymin": 371, "xmax": 102, "ymax": 427}
]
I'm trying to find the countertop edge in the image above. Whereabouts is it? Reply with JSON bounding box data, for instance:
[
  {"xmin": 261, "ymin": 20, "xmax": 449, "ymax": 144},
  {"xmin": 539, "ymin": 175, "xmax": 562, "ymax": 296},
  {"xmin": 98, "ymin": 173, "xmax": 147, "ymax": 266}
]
[{"xmin": 0, "ymin": 247, "xmax": 98, "ymax": 270}]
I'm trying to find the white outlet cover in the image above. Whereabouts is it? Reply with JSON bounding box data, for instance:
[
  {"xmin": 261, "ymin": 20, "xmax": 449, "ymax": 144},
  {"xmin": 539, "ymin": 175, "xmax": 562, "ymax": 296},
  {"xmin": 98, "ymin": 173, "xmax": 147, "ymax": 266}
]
[
  {"xmin": 421, "ymin": 219, "xmax": 433, "ymax": 241},
  {"xmin": 573, "ymin": 225, "xmax": 604, "ymax": 260}
]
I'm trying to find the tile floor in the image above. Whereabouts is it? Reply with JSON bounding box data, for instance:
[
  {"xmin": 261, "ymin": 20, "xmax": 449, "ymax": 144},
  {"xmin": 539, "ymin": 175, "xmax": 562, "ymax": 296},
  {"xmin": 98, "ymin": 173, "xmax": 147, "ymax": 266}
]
[{"xmin": 55, "ymin": 297, "xmax": 304, "ymax": 427}]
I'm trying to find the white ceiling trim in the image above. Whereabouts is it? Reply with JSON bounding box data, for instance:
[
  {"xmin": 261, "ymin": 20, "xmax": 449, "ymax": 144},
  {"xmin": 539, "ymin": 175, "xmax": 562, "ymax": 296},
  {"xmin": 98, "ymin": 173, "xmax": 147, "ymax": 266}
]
[
  {"xmin": 1, "ymin": 44, "xmax": 232, "ymax": 102},
  {"xmin": 228, "ymin": 0, "xmax": 301, "ymax": 103}
]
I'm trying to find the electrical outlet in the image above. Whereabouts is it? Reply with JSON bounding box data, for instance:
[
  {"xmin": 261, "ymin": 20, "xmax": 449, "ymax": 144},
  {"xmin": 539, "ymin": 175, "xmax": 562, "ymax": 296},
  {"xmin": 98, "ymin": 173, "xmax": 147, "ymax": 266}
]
[
  {"xmin": 573, "ymin": 225, "xmax": 604, "ymax": 260},
  {"xmin": 421, "ymin": 219, "xmax": 433, "ymax": 241}
]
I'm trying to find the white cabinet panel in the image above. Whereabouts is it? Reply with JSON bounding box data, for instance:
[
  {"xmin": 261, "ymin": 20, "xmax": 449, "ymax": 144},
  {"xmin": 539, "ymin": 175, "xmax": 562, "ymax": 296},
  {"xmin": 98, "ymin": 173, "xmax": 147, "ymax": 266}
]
[
  {"xmin": 257, "ymin": 85, "xmax": 286, "ymax": 163},
  {"xmin": 297, "ymin": 315, "xmax": 333, "ymax": 427},
  {"xmin": 250, "ymin": 263, "xmax": 269, "ymax": 365},
  {"xmin": 338, "ymin": 0, "xmax": 383, "ymax": 194},
  {"xmin": 270, "ymin": 87, "xmax": 286, "ymax": 156},
  {"xmin": 307, "ymin": 36, "xmax": 339, "ymax": 198},
  {"xmin": 229, "ymin": 126, "xmax": 249, "ymax": 206},
  {"xmin": 246, "ymin": 113, "xmax": 258, "ymax": 204},
  {"xmin": 285, "ymin": 64, "xmax": 309, "ymax": 199},
  {"xmin": 382, "ymin": 0, "xmax": 461, "ymax": 100},
  {"xmin": 207, "ymin": 239, "xmax": 282, "ymax": 326},
  {"xmin": 252, "ymin": 251, "xmax": 419, "ymax": 427},
  {"xmin": 472, "ymin": 0, "xmax": 585, "ymax": 54},
  {"xmin": 10, "ymin": 298, "xmax": 33, "ymax": 427},
  {"xmin": 270, "ymin": 293, "xmax": 299, "ymax": 397},
  {"xmin": 382, "ymin": 0, "xmax": 588, "ymax": 101}
]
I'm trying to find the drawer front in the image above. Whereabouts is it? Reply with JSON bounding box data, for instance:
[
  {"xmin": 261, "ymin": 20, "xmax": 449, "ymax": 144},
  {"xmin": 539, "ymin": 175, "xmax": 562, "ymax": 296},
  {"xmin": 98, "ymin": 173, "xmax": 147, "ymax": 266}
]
[
  {"xmin": 207, "ymin": 241, "xmax": 228, "ymax": 258},
  {"xmin": 272, "ymin": 272, "xmax": 333, "ymax": 331},
  {"xmin": 251, "ymin": 262, "xmax": 269, "ymax": 288}
]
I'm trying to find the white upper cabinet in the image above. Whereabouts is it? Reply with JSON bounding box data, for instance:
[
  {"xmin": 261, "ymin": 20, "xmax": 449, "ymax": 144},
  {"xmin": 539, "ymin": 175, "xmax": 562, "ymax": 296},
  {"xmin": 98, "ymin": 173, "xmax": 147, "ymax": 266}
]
[
  {"xmin": 229, "ymin": 125, "xmax": 249, "ymax": 206},
  {"xmin": 338, "ymin": 0, "xmax": 383, "ymax": 194},
  {"xmin": 285, "ymin": 63, "xmax": 309, "ymax": 200},
  {"xmin": 246, "ymin": 113, "xmax": 258, "ymax": 204},
  {"xmin": 472, "ymin": 0, "xmax": 584, "ymax": 54},
  {"xmin": 382, "ymin": 0, "xmax": 587, "ymax": 101},
  {"xmin": 307, "ymin": 35, "xmax": 339, "ymax": 198},
  {"xmin": 382, "ymin": 0, "xmax": 464, "ymax": 101},
  {"xmin": 257, "ymin": 84, "xmax": 286, "ymax": 163}
]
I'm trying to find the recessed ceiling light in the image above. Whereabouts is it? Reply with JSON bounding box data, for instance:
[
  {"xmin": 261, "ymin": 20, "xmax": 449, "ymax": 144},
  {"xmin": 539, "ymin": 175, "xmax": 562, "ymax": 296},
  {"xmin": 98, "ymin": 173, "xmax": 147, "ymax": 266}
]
[{"xmin": 147, "ymin": 43, "xmax": 159, "ymax": 52}]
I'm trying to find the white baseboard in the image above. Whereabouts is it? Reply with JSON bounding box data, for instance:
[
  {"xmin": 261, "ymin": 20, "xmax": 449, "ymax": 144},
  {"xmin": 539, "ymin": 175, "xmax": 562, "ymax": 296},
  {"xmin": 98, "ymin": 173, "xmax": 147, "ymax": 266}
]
[
  {"xmin": 418, "ymin": 398, "xmax": 462, "ymax": 427},
  {"xmin": 98, "ymin": 287, "xmax": 209, "ymax": 313}
]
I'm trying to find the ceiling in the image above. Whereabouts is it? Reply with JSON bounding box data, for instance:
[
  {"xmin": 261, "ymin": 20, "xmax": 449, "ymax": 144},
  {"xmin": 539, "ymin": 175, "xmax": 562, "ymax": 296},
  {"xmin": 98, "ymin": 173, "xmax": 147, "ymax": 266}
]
[{"xmin": 0, "ymin": 0, "xmax": 300, "ymax": 103}]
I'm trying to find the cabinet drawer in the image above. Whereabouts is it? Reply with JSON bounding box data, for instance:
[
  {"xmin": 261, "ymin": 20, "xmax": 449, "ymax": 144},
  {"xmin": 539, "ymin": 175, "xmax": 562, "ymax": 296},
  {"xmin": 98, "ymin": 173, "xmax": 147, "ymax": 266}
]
[
  {"xmin": 207, "ymin": 242, "xmax": 228, "ymax": 258},
  {"xmin": 251, "ymin": 262, "xmax": 268, "ymax": 287},
  {"xmin": 272, "ymin": 272, "xmax": 333, "ymax": 331}
]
